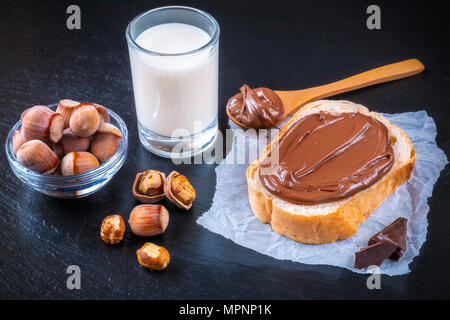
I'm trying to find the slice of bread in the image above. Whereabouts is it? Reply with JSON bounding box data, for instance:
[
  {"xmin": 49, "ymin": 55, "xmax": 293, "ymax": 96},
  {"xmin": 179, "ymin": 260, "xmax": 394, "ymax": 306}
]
[{"xmin": 246, "ymin": 100, "xmax": 415, "ymax": 244}]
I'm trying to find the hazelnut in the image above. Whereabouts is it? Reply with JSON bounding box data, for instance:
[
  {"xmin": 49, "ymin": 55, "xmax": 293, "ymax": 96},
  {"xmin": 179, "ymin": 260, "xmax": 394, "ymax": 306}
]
[
  {"xmin": 128, "ymin": 204, "xmax": 169, "ymax": 237},
  {"xmin": 69, "ymin": 103, "xmax": 100, "ymax": 137},
  {"xmin": 133, "ymin": 170, "xmax": 166, "ymax": 204},
  {"xmin": 20, "ymin": 108, "xmax": 32, "ymax": 123},
  {"xmin": 136, "ymin": 242, "xmax": 170, "ymax": 271},
  {"xmin": 93, "ymin": 103, "xmax": 110, "ymax": 125},
  {"xmin": 60, "ymin": 151, "xmax": 99, "ymax": 176},
  {"xmin": 56, "ymin": 99, "xmax": 80, "ymax": 128},
  {"xmin": 164, "ymin": 171, "xmax": 196, "ymax": 210},
  {"xmin": 139, "ymin": 170, "xmax": 164, "ymax": 196},
  {"xmin": 53, "ymin": 128, "xmax": 90, "ymax": 157},
  {"xmin": 89, "ymin": 123, "xmax": 122, "ymax": 162},
  {"xmin": 21, "ymin": 105, "xmax": 65, "ymax": 143},
  {"xmin": 12, "ymin": 128, "xmax": 26, "ymax": 155},
  {"xmin": 100, "ymin": 215, "xmax": 126, "ymax": 244},
  {"xmin": 16, "ymin": 140, "xmax": 59, "ymax": 174}
]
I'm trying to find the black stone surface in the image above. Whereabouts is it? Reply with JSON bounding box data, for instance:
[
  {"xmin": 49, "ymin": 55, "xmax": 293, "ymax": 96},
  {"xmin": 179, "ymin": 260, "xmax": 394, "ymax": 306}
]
[{"xmin": 0, "ymin": 0, "xmax": 449, "ymax": 299}]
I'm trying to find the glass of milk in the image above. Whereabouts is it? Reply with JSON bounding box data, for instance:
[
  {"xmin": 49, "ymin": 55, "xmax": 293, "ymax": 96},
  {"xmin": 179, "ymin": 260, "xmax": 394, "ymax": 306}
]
[{"xmin": 126, "ymin": 6, "xmax": 220, "ymax": 159}]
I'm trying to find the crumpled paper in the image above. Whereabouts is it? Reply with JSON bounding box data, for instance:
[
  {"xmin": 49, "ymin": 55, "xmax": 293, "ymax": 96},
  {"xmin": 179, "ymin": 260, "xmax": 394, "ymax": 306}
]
[{"xmin": 197, "ymin": 110, "xmax": 448, "ymax": 275}]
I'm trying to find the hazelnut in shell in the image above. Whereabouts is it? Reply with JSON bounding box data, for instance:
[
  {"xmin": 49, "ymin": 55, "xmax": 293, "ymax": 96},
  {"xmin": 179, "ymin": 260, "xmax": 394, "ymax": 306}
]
[
  {"xmin": 136, "ymin": 242, "xmax": 170, "ymax": 271},
  {"xmin": 20, "ymin": 108, "xmax": 31, "ymax": 123},
  {"xmin": 93, "ymin": 103, "xmax": 110, "ymax": 125},
  {"xmin": 69, "ymin": 103, "xmax": 100, "ymax": 137},
  {"xmin": 133, "ymin": 170, "xmax": 166, "ymax": 203},
  {"xmin": 12, "ymin": 128, "xmax": 26, "ymax": 155},
  {"xmin": 100, "ymin": 215, "xmax": 126, "ymax": 245},
  {"xmin": 164, "ymin": 171, "xmax": 196, "ymax": 210},
  {"xmin": 56, "ymin": 99, "xmax": 80, "ymax": 128},
  {"xmin": 90, "ymin": 123, "xmax": 122, "ymax": 162},
  {"xmin": 21, "ymin": 105, "xmax": 65, "ymax": 143},
  {"xmin": 53, "ymin": 128, "xmax": 90, "ymax": 157},
  {"xmin": 128, "ymin": 204, "xmax": 169, "ymax": 237},
  {"xmin": 16, "ymin": 140, "xmax": 59, "ymax": 174},
  {"xmin": 60, "ymin": 151, "xmax": 99, "ymax": 176}
]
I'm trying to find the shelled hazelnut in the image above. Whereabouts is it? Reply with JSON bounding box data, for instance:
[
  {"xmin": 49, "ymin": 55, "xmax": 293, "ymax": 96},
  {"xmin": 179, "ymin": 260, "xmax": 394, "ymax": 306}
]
[
  {"xmin": 128, "ymin": 204, "xmax": 169, "ymax": 237},
  {"xmin": 90, "ymin": 123, "xmax": 122, "ymax": 162},
  {"xmin": 16, "ymin": 140, "xmax": 59, "ymax": 174},
  {"xmin": 100, "ymin": 215, "xmax": 126, "ymax": 245},
  {"xmin": 21, "ymin": 105, "xmax": 65, "ymax": 143},
  {"xmin": 69, "ymin": 103, "xmax": 100, "ymax": 137},
  {"xmin": 12, "ymin": 128, "xmax": 26, "ymax": 155},
  {"xmin": 136, "ymin": 242, "xmax": 170, "ymax": 271},
  {"xmin": 164, "ymin": 171, "xmax": 196, "ymax": 210},
  {"xmin": 133, "ymin": 170, "xmax": 166, "ymax": 203},
  {"xmin": 53, "ymin": 128, "xmax": 90, "ymax": 157},
  {"xmin": 60, "ymin": 151, "xmax": 99, "ymax": 176},
  {"xmin": 56, "ymin": 99, "xmax": 80, "ymax": 128},
  {"xmin": 138, "ymin": 171, "xmax": 164, "ymax": 196}
]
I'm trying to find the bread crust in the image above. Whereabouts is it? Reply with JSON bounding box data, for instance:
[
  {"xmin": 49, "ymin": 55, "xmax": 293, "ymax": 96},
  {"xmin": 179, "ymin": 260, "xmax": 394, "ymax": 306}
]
[{"xmin": 246, "ymin": 100, "xmax": 415, "ymax": 244}]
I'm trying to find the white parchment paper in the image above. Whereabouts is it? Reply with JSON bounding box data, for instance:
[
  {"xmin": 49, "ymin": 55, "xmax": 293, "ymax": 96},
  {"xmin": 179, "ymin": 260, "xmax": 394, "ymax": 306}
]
[{"xmin": 197, "ymin": 110, "xmax": 448, "ymax": 275}]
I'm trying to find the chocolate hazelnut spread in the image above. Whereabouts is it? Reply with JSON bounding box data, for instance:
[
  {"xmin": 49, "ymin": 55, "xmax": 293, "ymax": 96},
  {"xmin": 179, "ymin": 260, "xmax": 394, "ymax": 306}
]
[
  {"xmin": 259, "ymin": 112, "xmax": 394, "ymax": 204},
  {"xmin": 226, "ymin": 84, "xmax": 284, "ymax": 129}
]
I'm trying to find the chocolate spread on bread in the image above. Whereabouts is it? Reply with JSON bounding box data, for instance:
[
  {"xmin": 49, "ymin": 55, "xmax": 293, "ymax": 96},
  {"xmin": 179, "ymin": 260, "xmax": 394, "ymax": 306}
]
[
  {"xmin": 259, "ymin": 112, "xmax": 394, "ymax": 204},
  {"xmin": 226, "ymin": 84, "xmax": 284, "ymax": 128}
]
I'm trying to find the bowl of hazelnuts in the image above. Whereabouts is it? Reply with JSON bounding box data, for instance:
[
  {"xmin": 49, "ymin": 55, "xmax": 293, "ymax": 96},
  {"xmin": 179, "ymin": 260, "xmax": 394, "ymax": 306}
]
[{"xmin": 5, "ymin": 99, "xmax": 128, "ymax": 198}]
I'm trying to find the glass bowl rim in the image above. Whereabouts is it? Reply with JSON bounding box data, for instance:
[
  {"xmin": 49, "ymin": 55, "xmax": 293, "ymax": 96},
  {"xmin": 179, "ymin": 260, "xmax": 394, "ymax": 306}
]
[{"xmin": 5, "ymin": 104, "xmax": 128, "ymax": 185}]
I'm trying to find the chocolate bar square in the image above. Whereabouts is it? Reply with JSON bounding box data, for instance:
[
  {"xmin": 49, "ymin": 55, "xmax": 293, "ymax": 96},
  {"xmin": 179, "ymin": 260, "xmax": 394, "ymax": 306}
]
[
  {"xmin": 354, "ymin": 237, "xmax": 398, "ymax": 269},
  {"xmin": 368, "ymin": 217, "xmax": 407, "ymax": 261}
]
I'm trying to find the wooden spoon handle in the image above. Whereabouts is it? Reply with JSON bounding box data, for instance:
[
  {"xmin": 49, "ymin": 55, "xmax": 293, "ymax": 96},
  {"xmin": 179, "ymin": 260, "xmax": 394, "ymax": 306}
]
[{"xmin": 278, "ymin": 59, "xmax": 425, "ymax": 116}]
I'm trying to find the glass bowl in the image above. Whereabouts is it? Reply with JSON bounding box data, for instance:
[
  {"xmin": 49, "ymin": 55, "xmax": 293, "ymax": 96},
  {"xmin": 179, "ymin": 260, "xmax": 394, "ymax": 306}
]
[{"xmin": 5, "ymin": 104, "xmax": 128, "ymax": 199}]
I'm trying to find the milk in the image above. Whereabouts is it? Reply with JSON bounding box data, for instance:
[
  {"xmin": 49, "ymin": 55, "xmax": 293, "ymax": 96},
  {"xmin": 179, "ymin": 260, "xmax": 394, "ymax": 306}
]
[{"xmin": 129, "ymin": 23, "xmax": 218, "ymax": 137}]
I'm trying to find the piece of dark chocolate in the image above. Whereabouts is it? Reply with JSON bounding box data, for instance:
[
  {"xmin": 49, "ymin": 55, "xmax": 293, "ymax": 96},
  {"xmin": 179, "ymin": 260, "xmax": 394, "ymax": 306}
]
[
  {"xmin": 368, "ymin": 217, "xmax": 408, "ymax": 261},
  {"xmin": 354, "ymin": 237, "xmax": 398, "ymax": 269}
]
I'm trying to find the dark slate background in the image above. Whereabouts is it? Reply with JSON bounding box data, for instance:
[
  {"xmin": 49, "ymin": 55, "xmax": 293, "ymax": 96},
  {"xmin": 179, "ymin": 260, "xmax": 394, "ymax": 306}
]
[{"xmin": 0, "ymin": 0, "xmax": 449, "ymax": 299}]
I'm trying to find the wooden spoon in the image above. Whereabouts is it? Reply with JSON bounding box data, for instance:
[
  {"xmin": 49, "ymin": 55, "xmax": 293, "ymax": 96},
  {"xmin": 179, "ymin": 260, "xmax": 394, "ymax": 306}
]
[{"xmin": 228, "ymin": 59, "xmax": 424, "ymax": 128}]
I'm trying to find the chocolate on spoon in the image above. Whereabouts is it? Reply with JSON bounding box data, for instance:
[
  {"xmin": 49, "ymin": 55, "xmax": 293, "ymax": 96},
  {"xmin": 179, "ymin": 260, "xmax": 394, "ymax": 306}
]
[
  {"xmin": 226, "ymin": 85, "xmax": 284, "ymax": 129},
  {"xmin": 226, "ymin": 59, "xmax": 425, "ymax": 129}
]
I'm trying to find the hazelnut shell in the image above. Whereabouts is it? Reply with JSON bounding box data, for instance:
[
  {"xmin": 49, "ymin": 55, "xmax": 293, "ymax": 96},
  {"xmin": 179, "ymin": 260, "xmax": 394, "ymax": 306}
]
[
  {"xmin": 133, "ymin": 171, "xmax": 166, "ymax": 204},
  {"xmin": 164, "ymin": 171, "xmax": 193, "ymax": 210}
]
